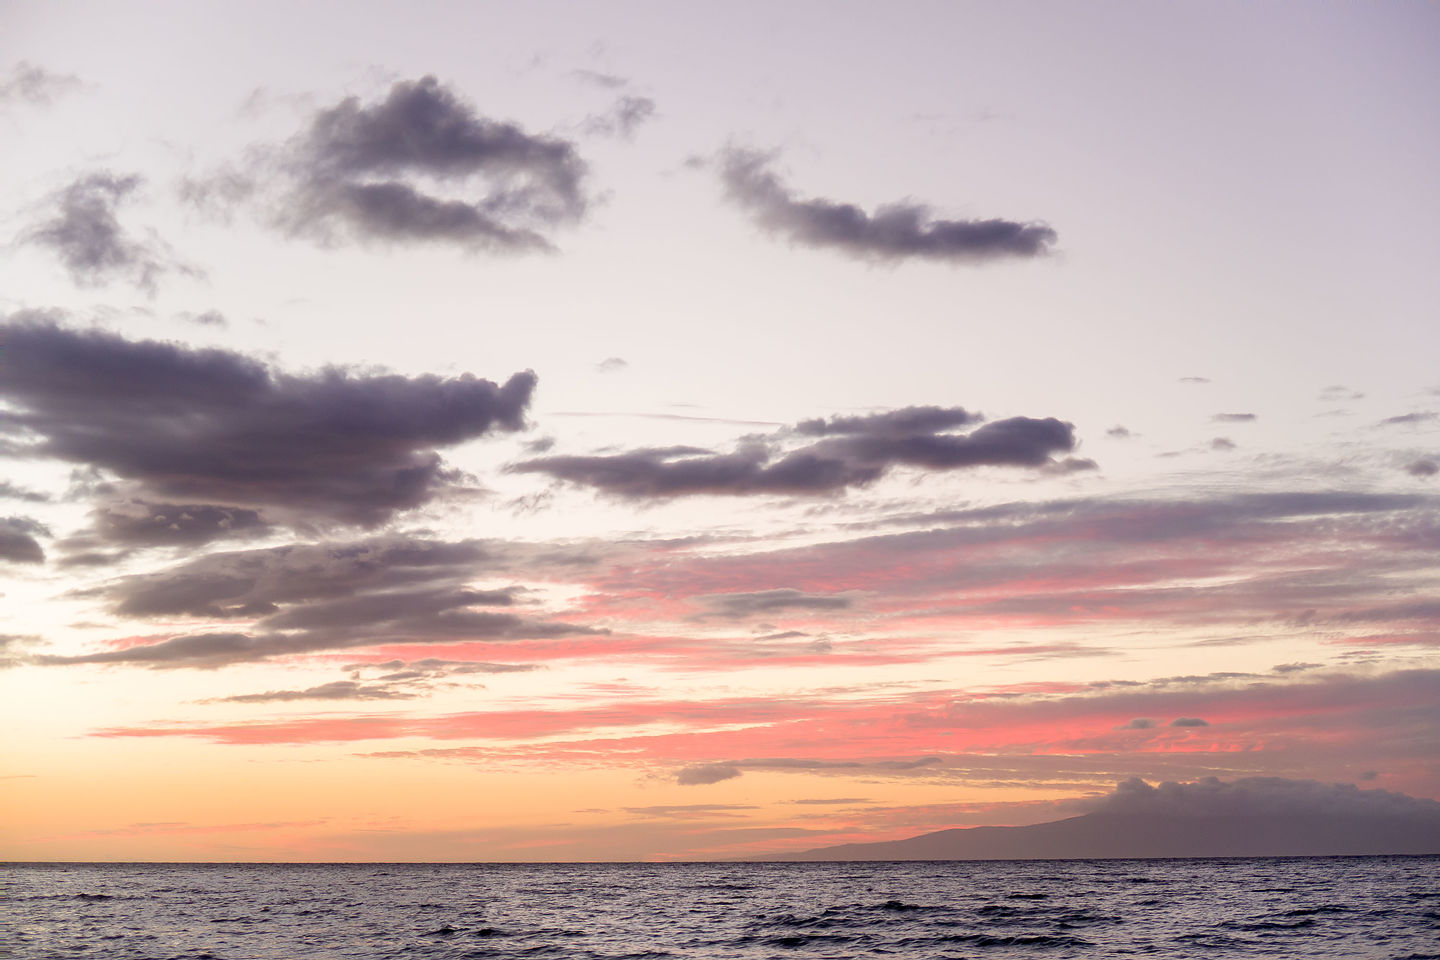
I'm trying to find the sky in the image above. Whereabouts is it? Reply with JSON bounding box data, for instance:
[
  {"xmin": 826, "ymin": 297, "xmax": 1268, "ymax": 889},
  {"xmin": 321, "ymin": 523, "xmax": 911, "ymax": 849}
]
[{"xmin": 2, "ymin": 0, "xmax": 1439, "ymax": 862}]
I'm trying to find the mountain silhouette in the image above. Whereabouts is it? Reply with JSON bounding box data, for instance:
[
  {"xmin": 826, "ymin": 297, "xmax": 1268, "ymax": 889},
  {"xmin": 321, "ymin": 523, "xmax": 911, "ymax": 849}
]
[{"xmin": 775, "ymin": 777, "xmax": 1440, "ymax": 861}]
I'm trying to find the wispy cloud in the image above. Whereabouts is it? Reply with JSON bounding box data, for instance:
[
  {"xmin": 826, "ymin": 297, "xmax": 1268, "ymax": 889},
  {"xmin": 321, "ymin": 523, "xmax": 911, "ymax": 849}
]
[
  {"xmin": 20, "ymin": 173, "xmax": 197, "ymax": 293},
  {"xmin": 0, "ymin": 62, "xmax": 81, "ymax": 107}
]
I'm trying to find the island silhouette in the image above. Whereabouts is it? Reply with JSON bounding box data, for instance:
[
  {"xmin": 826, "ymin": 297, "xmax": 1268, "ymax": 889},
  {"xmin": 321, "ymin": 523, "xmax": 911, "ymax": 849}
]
[{"xmin": 774, "ymin": 777, "xmax": 1440, "ymax": 861}]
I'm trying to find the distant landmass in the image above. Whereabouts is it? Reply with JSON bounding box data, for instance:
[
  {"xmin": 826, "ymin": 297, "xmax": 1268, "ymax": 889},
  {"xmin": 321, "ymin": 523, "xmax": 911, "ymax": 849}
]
[{"xmin": 774, "ymin": 777, "xmax": 1440, "ymax": 861}]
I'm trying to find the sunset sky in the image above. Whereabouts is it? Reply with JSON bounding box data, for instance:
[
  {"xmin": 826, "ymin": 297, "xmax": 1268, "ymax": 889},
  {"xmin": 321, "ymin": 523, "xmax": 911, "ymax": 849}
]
[{"xmin": 3, "ymin": 1, "xmax": 1439, "ymax": 862}]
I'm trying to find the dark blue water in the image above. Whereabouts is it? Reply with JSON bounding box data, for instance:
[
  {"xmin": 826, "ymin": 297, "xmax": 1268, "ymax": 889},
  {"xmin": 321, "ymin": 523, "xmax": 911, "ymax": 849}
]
[{"xmin": 3, "ymin": 857, "xmax": 1438, "ymax": 959}]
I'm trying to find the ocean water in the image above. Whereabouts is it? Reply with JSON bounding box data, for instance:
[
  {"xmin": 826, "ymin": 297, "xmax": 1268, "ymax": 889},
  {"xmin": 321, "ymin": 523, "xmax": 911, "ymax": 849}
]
[{"xmin": 3, "ymin": 857, "xmax": 1438, "ymax": 959}]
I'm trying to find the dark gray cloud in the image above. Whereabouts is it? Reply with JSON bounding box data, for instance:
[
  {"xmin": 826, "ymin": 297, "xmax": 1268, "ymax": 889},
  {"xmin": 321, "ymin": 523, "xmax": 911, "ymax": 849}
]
[
  {"xmin": 701, "ymin": 589, "xmax": 852, "ymax": 618},
  {"xmin": 89, "ymin": 501, "xmax": 270, "ymax": 547},
  {"xmin": 1170, "ymin": 717, "xmax": 1209, "ymax": 727},
  {"xmin": 0, "ymin": 516, "xmax": 48, "ymax": 563},
  {"xmin": 264, "ymin": 76, "xmax": 588, "ymax": 252},
  {"xmin": 20, "ymin": 173, "xmax": 194, "ymax": 292},
  {"xmin": 103, "ymin": 537, "xmax": 491, "ymax": 620},
  {"xmin": 208, "ymin": 680, "xmax": 419, "ymax": 703},
  {"xmin": 1408, "ymin": 459, "xmax": 1438, "ymax": 478},
  {"xmin": 1381, "ymin": 412, "xmax": 1438, "ymax": 427},
  {"xmin": 1211, "ymin": 413, "xmax": 1256, "ymax": 423},
  {"xmin": 512, "ymin": 405, "xmax": 1078, "ymax": 499},
  {"xmin": 1096, "ymin": 775, "xmax": 1440, "ymax": 818},
  {"xmin": 1118, "ymin": 718, "xmax": 1154, "ymax": 730},
  {"xmin": 1211, "ymin": 437, "xmax": 1236, "ymax": 451},
  {"xmin": 793, "ymin": 406, "xmax": 980, "ymax": 437},
  {"xmin": 1106, "ymin": 426, "xmax": 1132, "ymax": 439},
  {"xmin": 676, "ymin": 763, "xmax": 742, "ymax": 785},
  {"xmin": 583, "ymin": 95, "xmax": 656, "ymax": 139},
  {"xmin": 39, "ymin": 535, "xmax": 605, "ymax": 668},
  {"xmin": 718, "ymin": 148, "xmax": 1056, "ymax": 264},
  {"xmin": 0, "ymin": 62, "xmax": 81, "ymax": 106},
  {"xmin": 39, "ymin": 609, "xmax": 595, "ymax": 669},
  {"xmin": 0, "ymin": 316, "xmax": 535, "ymax": 527}
]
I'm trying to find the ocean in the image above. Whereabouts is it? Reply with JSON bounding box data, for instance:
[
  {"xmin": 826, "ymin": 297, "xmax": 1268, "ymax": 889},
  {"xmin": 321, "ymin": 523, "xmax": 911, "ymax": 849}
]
[{"xmin": 3, "ymin": 857, "xmax": 1438, "ymax": 959}]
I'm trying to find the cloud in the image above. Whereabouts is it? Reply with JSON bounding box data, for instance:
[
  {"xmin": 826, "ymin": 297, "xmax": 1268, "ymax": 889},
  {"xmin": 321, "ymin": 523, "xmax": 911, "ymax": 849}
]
[
  {"xmin": 1211, "ymin": 413, "xmax": 1256, "ymax": 423},
  {"xmin": 0, "ymin": 62, "xmax": 81, "ymax": 106},
  {"xmin": 740, "ymin": 757, "xmax": 944, "ymax": 772},
  {"xmin": 624, "ymin": 804, "xmax": 757, "ymax": 818},
  {"xmin": 1106, "ymin": 426, "xmax": 1132, "ymax": 439},
  {"xmin": 38, "ymin": 534, "xmax": 607, "ymax": 668},
  {"xmin": 565, "ymin": 489, "xmax": 1440, "ymax": 655},
  {"xmin": 1381, "ymin": 412, "xmax": 1437, "ymax": 427},
  {"xmin": 1179, "ymin": 377, "xmax": 1210, "ymax": 384},
  {"xmin": 207, "ymin": 680, "xmax": 419, "ymax": 703},
  {"xmin": 1170, "ymin": 717, "xmax": 1209, "ymax": 727},
  {"xmin": 178, "ymin": 310, "xmax": 228, "ymax": 328},
  {"xmin": 0, "ymin": 634, "xmax": 45, "ymax": 670},
  {"xmin": 83, "ymin": 668, "xmax": 1440, "ymax": 803},
  {"xmin": 1320, "ymin": 385, "xmax": 1364, "ymax": 401},
  {"xmin": 0, "ymin": 316, "xmax": 535, "ymax": 527},
  {"xmin": 1118, "ymin": 718, "xmax": 1154, "ymax": 730},
  {"xmin": 1408, "ymin": 459, "xmax": 1438, "ymax": 478},
  {"xmin": 718, "ymin": 148, "xmax": 1056, "ymax": 264},
  {"xmin": 596, "ymin": 356, "xmax": 628, "ymax": 373},
  {"xmin": 583, "ymin": 95, "xmax": 656, "ymax": 139},
  {"xmin": 348, "ymin": 658, "xmax": 542, "ymax": 678},
  {"xmin": 512, "ymin": 405, "xmax": 1079, "ymax": 499},
  {"xmin": 41, "ymin": 609, "xmax": 596, "ymax": 669},
  {"xmin": 1210, "ymin": 437, "xmax": 1236, "ymax": 451},
  {"xmin": 570, "ymin": 69, "xmax": 628, "ymax": 90},
  {"xmin": 793, "ymin": 406, "xmax": 981, "ymax": 437},
  {"xmin": 700, "ymin": 589, "xmax": 853, "ymax": 617},
  {"xmin": 0, "ymin": 516, "xmax": 48, "ymax": 564},
  {"xmin": 229, "ymin": 76, "xmax": 589, "ymax": 252},
  {"xmin": 88, "ymin": 500, "xmax": 270, "ymax": 547},
  {"xmin": 0, "ymin": 481, "xmax": 49, "ymax": 504},
  {"xmin": 97, "ymin": 534, "xmax": 596, "ymax": 622},
  {"xmin": 20, "ymin": 173, "xmax": 195, "ymax": 292},
  {"xmin": 1096, "ymin": 775, "xmax": 1440, "ymax": 818},
  {"xmin": 677, "ymin": 763, "xmax": 742, "ymax": 785}
]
